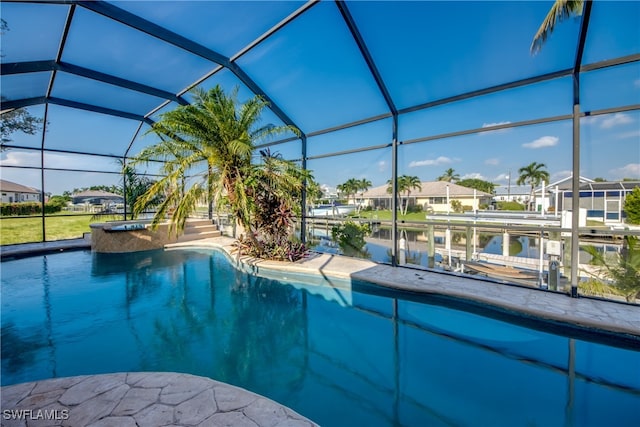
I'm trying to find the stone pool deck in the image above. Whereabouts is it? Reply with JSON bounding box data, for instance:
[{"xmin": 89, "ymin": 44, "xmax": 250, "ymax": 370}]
[{"xmin": 0, "ymin": 372, "xmax": 316, "ymax": 427}]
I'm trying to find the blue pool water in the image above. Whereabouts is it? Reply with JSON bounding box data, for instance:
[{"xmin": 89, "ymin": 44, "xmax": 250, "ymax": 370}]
[{"xmin": 1, "ymin": 249, "xmax": 639, "ymax": 426}]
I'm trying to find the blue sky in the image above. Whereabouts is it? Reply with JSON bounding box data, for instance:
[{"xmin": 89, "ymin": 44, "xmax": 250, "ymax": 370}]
[{"xmin": 1, "ymin": 0, "xmax": 639, "ymax": 195}]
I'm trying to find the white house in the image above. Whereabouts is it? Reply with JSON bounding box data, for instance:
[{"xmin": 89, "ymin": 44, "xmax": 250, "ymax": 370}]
[
  {"xmin": 71, "ymin": 190, "xmax": 124, "ymax": 213},
  {"xmin": 360, "ymin": 181, "xmax": 493, "ymax": 213},
  {"xmin": 493, "ymin": 185, "xmax": 530, "ymax": 204},
  {"xmin": 533, "ymin": 175, "xmax": 595, "ymax": 213},
  {"xmin": 0, "ymin": 179, "xmax": 41, "ymax": 203},
  {"xmin": 557, "ymin": 180, "xmax": 639, "ymax": 223}
]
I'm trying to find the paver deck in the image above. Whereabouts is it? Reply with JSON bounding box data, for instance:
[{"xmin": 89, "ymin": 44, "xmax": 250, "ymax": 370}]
[{"xmin": 0, "ymin": 372, "xmax": 316, "ymax": 427}]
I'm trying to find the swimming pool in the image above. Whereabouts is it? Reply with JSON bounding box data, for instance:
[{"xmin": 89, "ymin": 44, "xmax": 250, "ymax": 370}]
[{"xmin": 1, "ymin": 248, "xmax": 638, "ymax": 426}]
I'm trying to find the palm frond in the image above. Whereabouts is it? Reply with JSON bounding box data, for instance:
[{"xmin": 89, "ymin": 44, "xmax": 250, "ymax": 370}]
[{"xmin": 531, "ymin": 0, "xmax": 583, "ymax": 55}]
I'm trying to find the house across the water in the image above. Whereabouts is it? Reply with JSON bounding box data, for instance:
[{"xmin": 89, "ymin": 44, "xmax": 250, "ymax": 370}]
[{"xmin": 0, "ymin": 179, "xmax": 42, "ymax": 203}]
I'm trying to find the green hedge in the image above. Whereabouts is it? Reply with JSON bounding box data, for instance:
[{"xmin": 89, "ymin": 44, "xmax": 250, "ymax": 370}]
[{"xmin": 0, "ymin": 202, "xmax": 63, "ymax": 216}]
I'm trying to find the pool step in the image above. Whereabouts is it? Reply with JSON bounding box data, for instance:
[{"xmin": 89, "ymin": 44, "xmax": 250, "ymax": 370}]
[{"xmin": 177, "ymin": 220, "xmax": 222, "ymax": 242}]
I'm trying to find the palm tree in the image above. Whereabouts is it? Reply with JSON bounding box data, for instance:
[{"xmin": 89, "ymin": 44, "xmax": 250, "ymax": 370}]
[
  {"xmin": 356, "ymin": 178, "xmax": 372, "ymax": 211},
  {"xmin": 305, "ymin": 178, "xmax": 324, "ymax": 208},
  {"xmin": 437, "ymin": 168, "xmax": 460, "ymax": 183},
  {"xmin": 337, "ymin": 178, "xmax": 360, "ymax": 205},
  {"xmin": 387, "ymin": 175, "xmax": 422, "ymax": 215},
  {"xmin": 530, "ymin": 0, "xmax": 584, "ymax": 54},
  {"xmin": 400, "ymin": 175, "xmax": 422, "ymax": 215},
  {"xmin": 120, "ymin": 160, "xmax": 159, "ymax": 220},
  {"xmin": 516, "ymin": 161, "xmax": 550, "ymax": 211},
  {"xmin": 130, "ymin": 85, "xmax": 297, "ymax": 237}
]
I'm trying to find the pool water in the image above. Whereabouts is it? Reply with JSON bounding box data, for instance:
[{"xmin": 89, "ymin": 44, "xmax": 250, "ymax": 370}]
[{"xmin": 1, "ymin": 249, "xmax": 638, "ymax": 426}]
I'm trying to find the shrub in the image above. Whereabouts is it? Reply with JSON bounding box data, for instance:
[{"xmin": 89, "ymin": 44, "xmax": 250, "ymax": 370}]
[
  {"xmin": 450, "ymin": 200, "xmax": 463, "ymax": 213},
  {"xmin": 234, "ymin": 235, "xmax": 307, "ymax": 262},
  {"xmin": 583, "ymin": 235, "xmax": 640, "ymax": 302},
  {"xmin": 331, "ymin": 221, "xmax": 371, "ymax": 258},
  {"xmin": 624, "ymin": 187, "xmax": 640, "ymax": 224},
  {"xmin": 406, "ymin": 204, "xmax": 423, "ymax": 213},
  {"xmin": 0, "ymin": 202, "xmax": 63, "ymax": 216},
  {"xmin": 497, "ymin": 201, "xmax": 525, "ymax": 211}
]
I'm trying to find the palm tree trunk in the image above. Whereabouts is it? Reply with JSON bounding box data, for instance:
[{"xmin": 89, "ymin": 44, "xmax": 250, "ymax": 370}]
[
  {"xmin": 207, "ymin": 163, "xmax": 213, "ymax": 220},
  {"xmin": 530, "ymin": 185, "xmax": 535, "ymax": 211}
]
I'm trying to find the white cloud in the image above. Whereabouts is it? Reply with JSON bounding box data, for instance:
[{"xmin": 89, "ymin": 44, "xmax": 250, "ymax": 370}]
[
  {"xmin": 482, "ymin": 121, "xmax": 511, "ymax": 128},
  {"xmin": 601, "ymin": 113, "xmax": 633, "ymax": 129},
  {"xmin": 408, "ymin": 156, "xmax": 453, "ymax": 168},
  {"xmin": 617, "ymin": 130, "xmax": 640, "ymax": 139},
  {"xmin": 581, "ymin": 115, "xmax": 600, "ymax": 126},
  {"xmin": 480, "ymin": 121, "xmax": 512, "ymax": 135},
  {"xmin": 494, "ymin": 173, "xmax": 508, "ymax": 182},
  {"xmin": 461, "ymin": 172, "xmax": 485, "ymax": 180},
  {"xmin": 522, "ymin": 136, "xmax": 559, "ymax": 149},
  {"xmin": 377, "ymin": 160, "xmax": 387, "ymax": 172},
  {"xmin": 610, "ymin": 163, "xmax": 640, "ymax": 179},
  {"xmin": 485, "ymin": 158, "xmax": 500, "ymax": 166},
  {"xmin": 0, "ymin": 150, "xmax": 40, "ymax": 166}
]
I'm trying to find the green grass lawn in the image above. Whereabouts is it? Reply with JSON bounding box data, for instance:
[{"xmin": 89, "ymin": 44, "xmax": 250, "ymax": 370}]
[{"xmin": 0, "ymin": 213, "xmax": 100, "ymax": 245}]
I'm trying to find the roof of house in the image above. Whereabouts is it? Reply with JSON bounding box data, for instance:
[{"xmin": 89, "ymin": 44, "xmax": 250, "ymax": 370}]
[
  {"xmin": 579, "ymin": 181, "xmax": 640, "ymax": 191},
  {"xmin": 534, "ymin": 175, "xmax": 594, "ymax": 193},
  {"xmin": 493, "ymin": 185, "xmax": 530, "ymax": 196},
  {"xmin": 361, "ymin": 181, "xmax": 493, "ymax": 198},
  {"xmin": 0, "ymin": 179, "xmax": 40, "ymax": 194},
  {"xmin": 72, "ymin": 190, "xmax": 123, "ymax": 198}
]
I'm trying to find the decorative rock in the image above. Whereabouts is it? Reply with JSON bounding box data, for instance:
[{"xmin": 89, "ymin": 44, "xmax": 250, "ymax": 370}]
[{"xmin": 1, "ymin": 373, "xmax": 317, "ymax": 427}]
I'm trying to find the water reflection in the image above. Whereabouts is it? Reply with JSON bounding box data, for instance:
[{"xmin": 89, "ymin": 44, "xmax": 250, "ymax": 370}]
[
  {"xmin": 308, "ymin": 223, "xmax": 540, "ymax": 271},
  {"xmin": 1, "ymin": 249, "xmax": 637, "ymax": 426}
]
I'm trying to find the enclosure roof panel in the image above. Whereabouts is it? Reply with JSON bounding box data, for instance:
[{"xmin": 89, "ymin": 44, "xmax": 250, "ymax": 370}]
[{"xmin": 1, "ymin": 0, "xmax": 638, "ymax": 163}]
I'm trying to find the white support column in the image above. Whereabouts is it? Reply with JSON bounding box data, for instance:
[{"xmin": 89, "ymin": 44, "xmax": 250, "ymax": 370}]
[{"xmin": 502, "ymin": 231, "xmax": 510, "ymax": 257}]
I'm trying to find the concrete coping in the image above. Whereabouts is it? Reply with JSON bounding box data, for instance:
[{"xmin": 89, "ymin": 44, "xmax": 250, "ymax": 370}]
[{"xmin": 0, "ymin": 372, "xmax": 317, "ymax": 427}]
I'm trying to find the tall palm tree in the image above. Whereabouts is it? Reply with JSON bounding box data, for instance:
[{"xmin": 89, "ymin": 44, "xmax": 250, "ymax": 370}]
[
  {"xmin": 305, "ymin": 178, "xmax": 324, "ymax": 208},
  {"xmin": 517, "ymin": 161, "xmax": 550, "ymax": 211},
  {"xmin": 437, "ymin": 168, "xmax": 460, "ymax": 183},
  {"xmin": 356, "ymin": 178, "xmax": 372, "ymax": 211},
  {"xmin": 387, "ymin": 175, "xmax": 422, "ymax": 215},
  {"xmin": 119, "ymin": 160, "xmax": 158, "ymax": 220},
  {"xmin": 400, "ymin": 175, "xmax": 422, "ymax": 215},
  {"xmin": 530, "ymin": 0, "xmax": 584, "ymax": 54},
  {"xmin": 130, "ymin": 85, "xmax": 297, "ymax": 236},
  {"xmin": 337, "ymin": 178, "xmax": 360, "ymax": 205}
]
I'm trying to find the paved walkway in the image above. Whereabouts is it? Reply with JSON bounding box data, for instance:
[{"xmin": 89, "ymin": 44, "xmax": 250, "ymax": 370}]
[
  {"xmin": 0, "ymin": 238, "xmax": 90, "ymax": 259},
  {"xmin": 1, "ymin": 372, "xmax": 316, "ymax": 427}
]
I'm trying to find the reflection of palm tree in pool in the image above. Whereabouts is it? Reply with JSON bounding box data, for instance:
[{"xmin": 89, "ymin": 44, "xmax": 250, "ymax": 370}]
[
  {"xmin": 221, "ymin": 274, "xmax": 308, "ymax": 397},
  {"xmin": 142, "ymin": 260, "xmax": 308, "ymax": 397},
  {"xmin": 2, "ymin": 256, "xmax": 58, "ymax": 379},
  {"xmin": 1, "ymin": 322, "xmax": 47, "ymax": 376}
]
